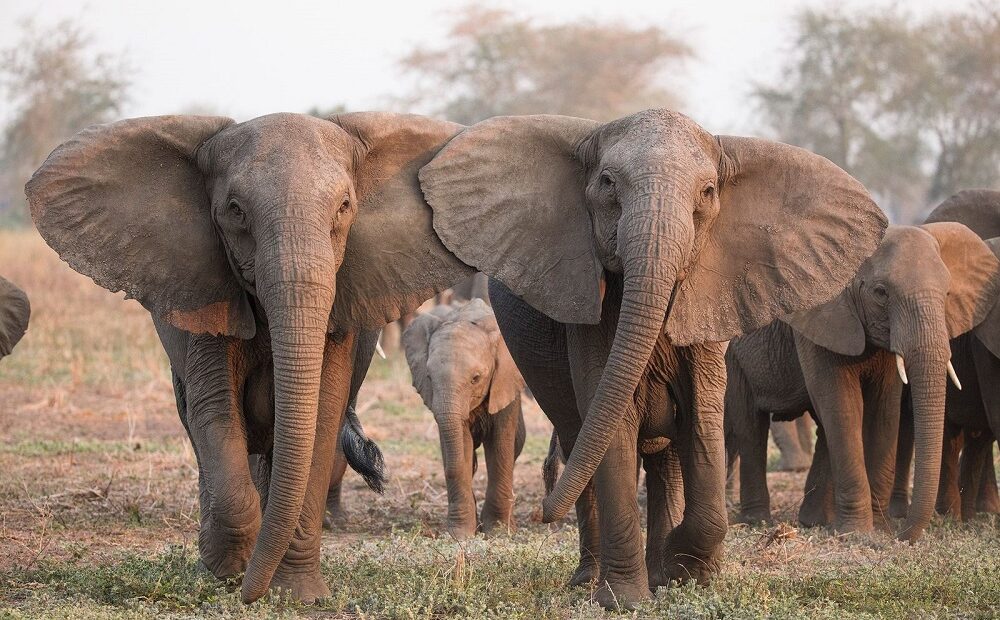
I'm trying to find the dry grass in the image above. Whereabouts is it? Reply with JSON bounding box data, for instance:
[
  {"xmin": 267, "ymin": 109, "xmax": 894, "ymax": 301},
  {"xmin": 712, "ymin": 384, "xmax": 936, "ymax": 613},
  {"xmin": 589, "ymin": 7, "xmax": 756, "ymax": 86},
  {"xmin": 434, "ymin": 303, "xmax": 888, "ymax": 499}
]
[{"xmin": 0, "ymin": 229, "xmax": 998, "ymax": 619}]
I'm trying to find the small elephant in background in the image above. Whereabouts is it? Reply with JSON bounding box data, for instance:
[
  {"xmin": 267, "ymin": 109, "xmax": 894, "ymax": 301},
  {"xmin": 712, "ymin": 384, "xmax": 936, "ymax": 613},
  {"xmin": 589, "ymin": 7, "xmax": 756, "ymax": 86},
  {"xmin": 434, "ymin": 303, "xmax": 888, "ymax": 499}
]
[
  {"xmin": 0, "ymin": 275, "xmax": 30, "ymax": 359},
  {"xmin": 403, "ymin": 299, "xmax": 526, "ymax": 539}
]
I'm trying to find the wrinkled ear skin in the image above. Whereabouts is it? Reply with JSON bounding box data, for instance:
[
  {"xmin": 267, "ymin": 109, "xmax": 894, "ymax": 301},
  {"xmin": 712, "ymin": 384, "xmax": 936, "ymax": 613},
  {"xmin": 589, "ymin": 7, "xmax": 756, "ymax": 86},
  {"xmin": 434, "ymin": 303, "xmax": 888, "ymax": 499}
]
[
  {"xmin": 402, "ymin": 312, "xmax": 442, "ymax": 409},
  {"xmin": 487, "ymin": 332, "xmax": 525, "ymax": 414},
  {"xmin": 420, "ymin": 115, "xmax": 605, "ymax": 325},
  {"xmin": 924, "ymin": 189, "xmax": 1000, "ymax": 240},
  {"xmin": 968, "ymin": 237, "xmax": 1000, "ymax": 358},
  {"xmin": 0, "ymin": 276, "xmax": 30, "ymax": 358},
  {"xmin": 666, "ymin": 136, "xmax": 888, "ymax": 346},
  {"xmin": 781, "ymin": 286, "xmax": 866, "ymax": 356},
  {"xmin": 25, "ymin": 115, "xmax": 255, "ymax": 339},
  {"xmin": 919, "ymin": 222, "xmax": 1000, "ymax": 339},
  {"xmin": 327, "ymin": 112, "xmax": 476, "ymax": 331}
]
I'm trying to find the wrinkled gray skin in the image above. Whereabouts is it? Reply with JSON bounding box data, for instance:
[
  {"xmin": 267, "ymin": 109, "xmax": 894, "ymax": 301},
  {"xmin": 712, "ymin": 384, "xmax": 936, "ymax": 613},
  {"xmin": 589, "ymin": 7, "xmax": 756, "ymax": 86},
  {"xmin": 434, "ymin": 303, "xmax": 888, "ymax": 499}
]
[
  {"xmin": 726, "ymin": 224, "xmax": 1000, "ymax": 540},
  {"xmin": 0, "ymin": 275, "xmax": 30, "ymax": 359},
  {"xmin": 421, "ymin": 110, "xmax": 887, "ymax": 609},
  {"xmin": 402, "ymin": 300, "xmax": 526, "ymax": 538},
  {"xmin": 890, "ymin": 190, "xmax": 1000, "ymax": 520},
  {"xmin": 27, "ymin": 112, "xmax": 474, "ymax": 604},
  {"xmin": 772, "ymin": 416, "xmax": 815, "ymax": 472}
]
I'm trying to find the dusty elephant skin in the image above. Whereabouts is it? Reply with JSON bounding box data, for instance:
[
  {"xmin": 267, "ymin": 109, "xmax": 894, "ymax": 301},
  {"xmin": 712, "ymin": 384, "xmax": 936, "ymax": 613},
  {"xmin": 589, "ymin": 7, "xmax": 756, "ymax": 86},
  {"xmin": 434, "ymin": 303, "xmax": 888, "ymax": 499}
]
[
  {"xmin": 0, "ymin": 275, "xmax": 30, "ymax": 359},
  {"xmin": 727, "ymin": 224, "xmax": 1000, "ymax": 540},
  {"xmin": 420, "ymin": 109, "xmax": 888, "ymax": 610},
  {"xmin": 889, "ymin": 189, "xmax": 1000, "ymax": 521},
  {"xmin": 401, "ymin": 299, "xmax": 526, "ymax": 539},
  {"xmin": 25, "ymin": 112, "xmax": 473, "ymax": 603}
]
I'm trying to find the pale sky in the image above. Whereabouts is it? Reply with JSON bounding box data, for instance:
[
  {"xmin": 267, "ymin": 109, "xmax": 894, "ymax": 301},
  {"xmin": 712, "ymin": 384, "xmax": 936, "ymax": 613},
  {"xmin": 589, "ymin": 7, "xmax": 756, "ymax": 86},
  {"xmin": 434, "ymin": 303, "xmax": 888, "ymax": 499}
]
[{"xmin": 0, "ymin": 0, "xmax": 963, "ymax": 134}]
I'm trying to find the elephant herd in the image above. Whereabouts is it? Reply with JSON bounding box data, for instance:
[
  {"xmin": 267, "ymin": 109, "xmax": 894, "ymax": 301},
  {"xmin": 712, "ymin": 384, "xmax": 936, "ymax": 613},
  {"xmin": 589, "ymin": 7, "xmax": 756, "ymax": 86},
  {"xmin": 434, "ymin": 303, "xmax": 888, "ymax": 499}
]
[{"xmin": 5, "ymin": 106, "xmax": 997, "ymax": 610}]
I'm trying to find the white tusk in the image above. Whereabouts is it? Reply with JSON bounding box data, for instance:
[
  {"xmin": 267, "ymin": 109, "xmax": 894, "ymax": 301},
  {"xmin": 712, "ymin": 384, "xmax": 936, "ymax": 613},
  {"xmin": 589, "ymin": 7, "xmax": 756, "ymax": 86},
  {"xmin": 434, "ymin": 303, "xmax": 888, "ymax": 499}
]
[
  {"xmin": 375, "ymin": 331, "xmax": 386, "ymax": 359},
  {"xmin": 896, "ymin": 354, "xmax": 908, "ymax": 385},
  {"xmin": 947, "ymin": 360, "xmax": 962, "ymax": 390}
]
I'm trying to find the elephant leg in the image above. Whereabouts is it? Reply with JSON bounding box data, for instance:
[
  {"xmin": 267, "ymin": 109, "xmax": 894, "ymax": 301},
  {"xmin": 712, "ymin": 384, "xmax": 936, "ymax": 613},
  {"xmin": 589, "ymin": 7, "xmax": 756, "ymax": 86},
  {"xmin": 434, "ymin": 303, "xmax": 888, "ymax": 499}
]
[
  {"xmin": 935, "ymin": 422, "xmax": 963, "ymax": 517},
  {"xmin": 958, "ymin": 430, "xmax": 992, "ymax": 521},
  {"xmin": 480, "ymin": 398, "xmax": 523, "ymax": 534},
  {"xmin": 795, "ymin": 414, "xmax": 815, "ymax": 456},
  {"xmin": 270, "ymin": 333, "xmax": 355, "ymax": 604},
  {"xmin": 889, "ymin": 392, "xmax": 913, "ymax": 519},
  {"xmin": 773, "ymin": 418, "xmax": 812, "ymax": 472},
  {"xmin": 797, "ymin": 341, "xmax": 871, "ymax": 533},
  {"xmin": 183, "ymin": 335, "xmax": 261, "ymax": 579},
  {"xmin": 726, "ymin": 360, "xmax": 771, "ymax": 523},
  {"xmin": 799, "ymin": 422, "xmax": 835, "ymax": 527},
  {"xmin": 977, "ymin": 441, "xmax": 1000, "ymax": 514},
  {"xmin": 861, "ymin": 374, "xmax": 902, "ymax": 532},
  {"xmin": 658, "ymin": 343, "xmax": 727, "ymax": 588},
  {"xmin": 323, "ymin": 440, "xmax": 348, "ymax": 530},
  {"xmin": 643, "ymin": 444, "xmax": 683, "ymax": 590}
]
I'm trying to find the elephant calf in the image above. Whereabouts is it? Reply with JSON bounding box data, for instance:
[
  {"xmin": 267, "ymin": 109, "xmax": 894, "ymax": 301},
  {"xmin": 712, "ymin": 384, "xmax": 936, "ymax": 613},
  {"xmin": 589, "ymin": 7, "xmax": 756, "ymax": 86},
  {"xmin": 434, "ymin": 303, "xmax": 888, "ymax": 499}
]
[
  {"xmin": 403, "ymin": 299, "xmax": 526, "ymax": 539},
  {"xmin": 0, "ymin": 275, "xmax": 30, "ymax": 360}
]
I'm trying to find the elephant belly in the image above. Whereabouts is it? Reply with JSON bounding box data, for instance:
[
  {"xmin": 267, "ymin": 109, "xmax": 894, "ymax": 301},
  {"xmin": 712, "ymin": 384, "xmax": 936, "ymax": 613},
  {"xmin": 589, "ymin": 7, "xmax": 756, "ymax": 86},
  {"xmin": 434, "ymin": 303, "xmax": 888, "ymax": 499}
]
[{"xmin": 732, "ymin": 321, "xmax": 811, "ymax": 417}]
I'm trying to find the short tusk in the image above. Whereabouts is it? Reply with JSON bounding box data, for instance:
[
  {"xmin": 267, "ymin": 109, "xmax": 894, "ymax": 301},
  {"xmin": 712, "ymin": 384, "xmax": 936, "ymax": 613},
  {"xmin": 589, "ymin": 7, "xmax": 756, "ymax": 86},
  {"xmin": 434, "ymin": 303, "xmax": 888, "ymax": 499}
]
[
  {"xmin": 947, "ymin": 360, "xmax": 962, "ymax": 390},
  {"xmin": 375, "ymin": 331, "xmax": 386, "ymax": 359},
  {"xmin": 895, "ymin": 354, "xmax": 908, "ymax": 385}
]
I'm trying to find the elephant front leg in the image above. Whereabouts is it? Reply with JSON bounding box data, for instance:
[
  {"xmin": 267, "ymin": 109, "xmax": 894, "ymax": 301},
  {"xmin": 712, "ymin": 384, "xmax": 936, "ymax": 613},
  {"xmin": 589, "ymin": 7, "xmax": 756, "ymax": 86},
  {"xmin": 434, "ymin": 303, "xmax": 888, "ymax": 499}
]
[
  {"xmin": 643, "ymin": 443, "xmax": 683, "ymax": 590},
  {"xmin": 323, "ymin": 441, "xmax": 348, "ymax": 530},
  {"xmin": 958, "ymin": 429, "xmax": 992, "ymax": 521},
  {"xmin": 935, "ymin": 423, "xmax": 963, "ymax": 517},
  {"xmin": 798, "ymin": 423, "xmax": 834, "ymax": 527},
  {"xmin": 480, "ymin": 399, "xmax": 525, "ymax": 534},
  {"xmin": 270, "ymin": 334, "xmax": 355, "ymax": 603},
  {"xmin": 658, "ymin": 344, "xmax": 727, "ymax": 588},
  {"xmin": 861, "ymin": 372, "xmax": 902, "ymax": 531},
  {"xmin": 889, "ymin": 395, "xmax": 913, "ymax": 519}
]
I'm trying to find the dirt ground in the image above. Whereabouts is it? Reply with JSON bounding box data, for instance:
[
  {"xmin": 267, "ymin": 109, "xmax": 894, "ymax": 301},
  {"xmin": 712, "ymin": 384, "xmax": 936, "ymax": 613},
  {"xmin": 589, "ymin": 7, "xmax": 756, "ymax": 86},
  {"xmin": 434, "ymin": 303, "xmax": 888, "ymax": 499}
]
[{"xmin": 1, "ymin": 229, "xmax": 998, "ymax": 619}]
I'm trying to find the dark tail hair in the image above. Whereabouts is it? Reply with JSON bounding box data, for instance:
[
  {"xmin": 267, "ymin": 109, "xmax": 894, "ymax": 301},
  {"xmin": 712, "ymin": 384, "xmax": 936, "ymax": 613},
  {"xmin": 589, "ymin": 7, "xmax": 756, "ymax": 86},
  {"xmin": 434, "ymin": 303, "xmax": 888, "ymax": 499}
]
[{"xmin": 340, "ymin": 403, "xmax": 387, "ymax": 494}]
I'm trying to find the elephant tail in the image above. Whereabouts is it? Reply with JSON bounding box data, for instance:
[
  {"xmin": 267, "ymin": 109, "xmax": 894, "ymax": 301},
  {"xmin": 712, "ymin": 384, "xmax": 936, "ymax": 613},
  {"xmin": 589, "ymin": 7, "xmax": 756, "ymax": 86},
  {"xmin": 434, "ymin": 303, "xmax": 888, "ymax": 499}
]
[{"xmin": 340, "ymin": 403, "xmax": 387, "ymax": 495}]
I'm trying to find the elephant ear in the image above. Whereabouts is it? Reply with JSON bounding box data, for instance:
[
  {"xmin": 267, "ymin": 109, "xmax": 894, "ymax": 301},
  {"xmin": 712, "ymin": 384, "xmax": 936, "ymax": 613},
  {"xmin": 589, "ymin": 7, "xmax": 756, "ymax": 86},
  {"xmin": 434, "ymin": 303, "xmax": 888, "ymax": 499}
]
[
  {"xmin": 666, "ymin": 136, "xmax": 887, "ymax": 345},
  {"xmin": 420, "ymin": 115, "xmax": 605, "ymax": 325},
  {"xmin": 402, "ymin": 312, "xmax": 442, "ymax": 409},
  {"xmin": 973, "ymin": 237, "xmax": 1000, "ymax": 358},
  {"xmin": 327, "ymin": 112, "xmax": 476, "ymax": 330},
  {"xmin": 25, "ymin": 115, "xmax": 255, "ymax": 338},
  {"xmin": 920, "ymin": 223, "xmax": 1000, "ymax": 338},
  {"xmin": 0, "ymin": 276, "xmax": 30, "ymax": 358},
  {"xmin": 924, "ymin": 189, "xmax": 1000, "ymax": 239},
  {"xmin": 781, "ymin": 286, "xmax": 866, "ymax": 356}
]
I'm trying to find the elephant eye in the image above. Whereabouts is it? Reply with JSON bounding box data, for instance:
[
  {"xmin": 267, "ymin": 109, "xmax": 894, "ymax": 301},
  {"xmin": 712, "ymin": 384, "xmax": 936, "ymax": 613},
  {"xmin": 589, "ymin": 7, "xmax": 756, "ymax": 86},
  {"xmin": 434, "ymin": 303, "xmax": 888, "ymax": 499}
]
[
  {"xmin": 338, "ymin": 197, "xmax": 351, "ymax": 214},
  {"xmin": 702, "ymin": 184, "xmax": 715, "ymax": 199},
  {"xmin": 471, "ymin": 373, "xmax": 482, "ymax": 385},
  {"xmin": 228, "ymin": 199, "xmax": 247, "ymax": 223},
  {"xmin": 599, "ymin": 171, "xmax": 615, "ymax": 189},
  {"xmin": 872, "ymin": 283, "xmax": 889, "ymax": 299}
]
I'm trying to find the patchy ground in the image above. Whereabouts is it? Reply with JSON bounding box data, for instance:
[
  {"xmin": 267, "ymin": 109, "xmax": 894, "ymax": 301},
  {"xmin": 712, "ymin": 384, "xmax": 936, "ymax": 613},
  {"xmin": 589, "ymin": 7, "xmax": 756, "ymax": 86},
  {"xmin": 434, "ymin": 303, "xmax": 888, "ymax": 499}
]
[{"xmin": 0, "ymin": 229, "xmax": 998, "ymax": 619}]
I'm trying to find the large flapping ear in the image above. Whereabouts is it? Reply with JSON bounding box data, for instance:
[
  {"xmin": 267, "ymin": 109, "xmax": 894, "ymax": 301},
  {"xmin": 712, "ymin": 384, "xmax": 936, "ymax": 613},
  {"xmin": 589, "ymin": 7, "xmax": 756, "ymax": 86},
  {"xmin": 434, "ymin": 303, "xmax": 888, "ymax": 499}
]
[
  {"xmin": 25, "ymin": 115, "xmax": 255, "ymax": 338},
  {"xmin": 420, "ymin": 115, "xmax": 605, "ymax": 325},
  {"xmin": 920, "ymin": 223, "xmax": 1000, "ymax": 338},
  {"xmin": 402, "ymin": 311, "xmax": 443, "ymax": 409},
  {"xmin": 973, "ymin": 237, "xmax": 1000, "ymax": 358},
  {"xmin": 666, "ymin": 136, "xmax": 887, "ymax": 345},
  {"xmin": 457, "ymin": 299, "xmax": 526, "ymax": 414},
  {"xmin": 781, "ymin": 287, "xmax": 866, "ymax": 356},
  {"xmin": 327, "ymin": 112, "xmax": 475, "ymax": 331},
  {"xmin": 924, "ymin": 189, "xmax": 1000, "ymax": 239},
  {"xmin": 0, "ymin": 275, "xmax": 30, "ymax": 358}
]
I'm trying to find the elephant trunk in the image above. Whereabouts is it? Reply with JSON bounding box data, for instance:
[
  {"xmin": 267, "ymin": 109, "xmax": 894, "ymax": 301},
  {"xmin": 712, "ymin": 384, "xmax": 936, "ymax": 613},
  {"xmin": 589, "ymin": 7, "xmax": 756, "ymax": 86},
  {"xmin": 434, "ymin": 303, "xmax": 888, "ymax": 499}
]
[
  {"xmin": 542, "ymin": 187, "xmax": 688, "ymax": 522},
  {"xmin": 892, "ymin": 296, "xmax": 949, "ymax": 542},
  {"xmin": 435, "ymin": 393, "xmax": 478, "ymax": 539},
  {"xmin": 241, "ymin": 222, "xmax": 336, "ymax": 603}
]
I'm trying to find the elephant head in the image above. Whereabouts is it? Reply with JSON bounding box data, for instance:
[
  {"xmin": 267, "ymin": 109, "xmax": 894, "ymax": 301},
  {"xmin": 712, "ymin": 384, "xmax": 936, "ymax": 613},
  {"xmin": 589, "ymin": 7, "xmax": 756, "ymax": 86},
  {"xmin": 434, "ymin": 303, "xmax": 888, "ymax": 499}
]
[
  {"xmin": 26, "ymin": 112, "xmax": 472, "ymax": 602},
  {"xmin": 403, "ymin": 299, "xmax": 524, "ymax": 538},
  {"xmin": 0, "ymin": 275, "xmax": 30, "ymax": 359},
  {"xmin": 419, "ymin": 110, "xmax": 887, "ymax": 521},
  {"xmin": 785, "ymin": 223, "xmax": 1000, "ymax": 540}
]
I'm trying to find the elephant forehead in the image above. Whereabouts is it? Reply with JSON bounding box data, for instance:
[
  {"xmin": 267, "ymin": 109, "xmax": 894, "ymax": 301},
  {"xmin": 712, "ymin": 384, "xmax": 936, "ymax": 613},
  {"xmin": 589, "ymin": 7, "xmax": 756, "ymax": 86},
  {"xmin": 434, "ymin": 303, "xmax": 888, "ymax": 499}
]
[{"xmin": 207, "ymin": 113, "xmax": 357, "ymax": 174}]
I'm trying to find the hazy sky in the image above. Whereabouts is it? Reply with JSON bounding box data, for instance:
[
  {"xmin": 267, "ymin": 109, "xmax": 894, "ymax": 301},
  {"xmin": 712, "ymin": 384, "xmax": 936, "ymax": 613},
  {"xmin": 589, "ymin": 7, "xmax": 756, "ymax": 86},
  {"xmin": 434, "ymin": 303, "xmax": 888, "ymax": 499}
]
[{"xmin": 0, "ymin": 0, "xmax": 962, "ymax": 134}]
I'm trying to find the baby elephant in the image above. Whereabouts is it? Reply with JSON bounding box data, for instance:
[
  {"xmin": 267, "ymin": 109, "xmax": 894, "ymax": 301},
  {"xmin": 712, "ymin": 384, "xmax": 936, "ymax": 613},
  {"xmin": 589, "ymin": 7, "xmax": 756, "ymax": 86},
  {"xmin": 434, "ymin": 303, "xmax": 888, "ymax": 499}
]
[
  {"xmin": 403, "ymin": 299, "xmax": 526, "ymax": 539},
  {"xmin": 0, "ymin": 275, "xmax": 30, "ymax": 359}
]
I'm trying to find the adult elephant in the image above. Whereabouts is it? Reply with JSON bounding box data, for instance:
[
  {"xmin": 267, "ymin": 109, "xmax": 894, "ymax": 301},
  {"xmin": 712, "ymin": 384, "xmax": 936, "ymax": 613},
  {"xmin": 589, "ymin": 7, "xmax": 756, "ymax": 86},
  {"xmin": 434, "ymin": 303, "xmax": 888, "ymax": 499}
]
[
  {"xmin": 26, "ymin": 112, "xmax": 473, "ymax": 603},
  {"xmin": 0, "ymin": 275, "xmax": 30, "ymax": 359},
  {"xmin": 890, "ymin": 189, "xmax": 1000, "ymax": 520},
  {"xmin": 419, "ymin": 110, "xmax": 887, "ymax": 608}
]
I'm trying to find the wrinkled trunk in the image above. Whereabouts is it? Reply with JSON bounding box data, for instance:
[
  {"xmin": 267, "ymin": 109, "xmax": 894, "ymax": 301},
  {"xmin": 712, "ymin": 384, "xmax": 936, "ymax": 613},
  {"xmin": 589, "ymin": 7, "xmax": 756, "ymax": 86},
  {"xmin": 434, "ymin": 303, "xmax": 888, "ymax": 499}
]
[
  {"xmin": 435, "ymin": 394, "xmax": 477, "ymax": 539},
  {"xmin": 543, "ymin": 187, "xmax": 689, "ymax": 521},
  {"xmin": 241, "ymin": 224, "xmax": 336, "ymax": 603},
  {"xmin": 892, "ymin": 298, "xmax": 949, "ymax": 542}
]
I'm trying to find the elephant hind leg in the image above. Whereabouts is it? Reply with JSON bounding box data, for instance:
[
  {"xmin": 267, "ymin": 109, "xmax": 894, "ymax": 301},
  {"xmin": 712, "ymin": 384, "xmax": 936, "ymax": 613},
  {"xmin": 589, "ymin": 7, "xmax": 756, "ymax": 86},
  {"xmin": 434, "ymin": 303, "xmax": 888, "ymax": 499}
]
[
  {"xmin": 644, "ymin": 444, "xmax": 683, "ymax": 590},
  {"xmin": 976, "ymin": 441, "xmax": 1000, "ymax": 514}
]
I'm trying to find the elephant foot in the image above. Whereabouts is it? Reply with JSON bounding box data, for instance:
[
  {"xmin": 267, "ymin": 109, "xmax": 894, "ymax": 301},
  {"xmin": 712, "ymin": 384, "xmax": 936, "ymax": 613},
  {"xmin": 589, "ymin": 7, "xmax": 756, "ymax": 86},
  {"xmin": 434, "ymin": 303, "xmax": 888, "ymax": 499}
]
[
  {"xmin": 322, "ymin": 499, "xmax": 346, "ymax": 530},
  {"xmin": 270, "ymin": 568, "xmax": 331, "ymax": 604},
  {"xmin": 936, "ymin": 493, "xmax": 961, "ymax": 518},
  {"xmin": 480, "ymin": 508, "xmax": 515, "ymax": 536},
  {"xmin": 888, "ymin": 494, "xmax": 909, "ymax": 519},
  {"xmin": 736, "ymin": 509, "xmax": 772, "ymax": 526},
  {"xmin": 832, "ymin": 516, "xmax": 874, "ymax": 535},
  {"xmin": 567, "ymin": 558, "xmax": 599, "ymax": 588},
  {"xmin": 659, "ymin": 551, "xmax": 720, "ymax": 587},
  {"xmin": 798, "ymin": 501, "xmax": 832, "ymax": 528},
  {"xmin": 447, "ymin": 521, "xmax": 478, "ymax": 541},
  {"xmin": 198, "ymin": 525, "xmax": 256, "ymax": 579},
  {"xmin": 592, "ymin": 576, "xmax": 650, "ymax": 611}
]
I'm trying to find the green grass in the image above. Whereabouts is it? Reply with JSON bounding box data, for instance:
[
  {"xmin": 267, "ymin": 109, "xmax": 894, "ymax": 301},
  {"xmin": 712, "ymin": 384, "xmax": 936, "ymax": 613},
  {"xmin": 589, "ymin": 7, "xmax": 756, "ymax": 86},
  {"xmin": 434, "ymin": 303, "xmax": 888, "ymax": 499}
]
[{"xmin": 0, "ymin": 438, "xmax": 182, "ymax": 457}]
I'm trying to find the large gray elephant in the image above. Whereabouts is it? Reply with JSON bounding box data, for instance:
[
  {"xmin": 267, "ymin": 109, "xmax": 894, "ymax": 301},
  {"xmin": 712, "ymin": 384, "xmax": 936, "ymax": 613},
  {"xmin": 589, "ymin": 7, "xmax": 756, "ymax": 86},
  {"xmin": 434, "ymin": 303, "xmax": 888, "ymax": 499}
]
[
  {"xmin": 890, "ymin": 189, "xmax": 1000, "ymax": 520},
  {"xmin": 402, "ymin": 299, "xmax": 526, "ymax": 538},
  {"xmin": 726, "ymin": 224, "xmax": 999, "ymax": 539},
  {"xmin": 0, "ymin": 275, "xmax": 30, "ymax": 359},
  {"xmin": 26, "ymin": 112, "xmax": 474, "ymax": 603},
  {"xmin": 418, "ymin": 110, "xmax": 887, "ymax": 609}
]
